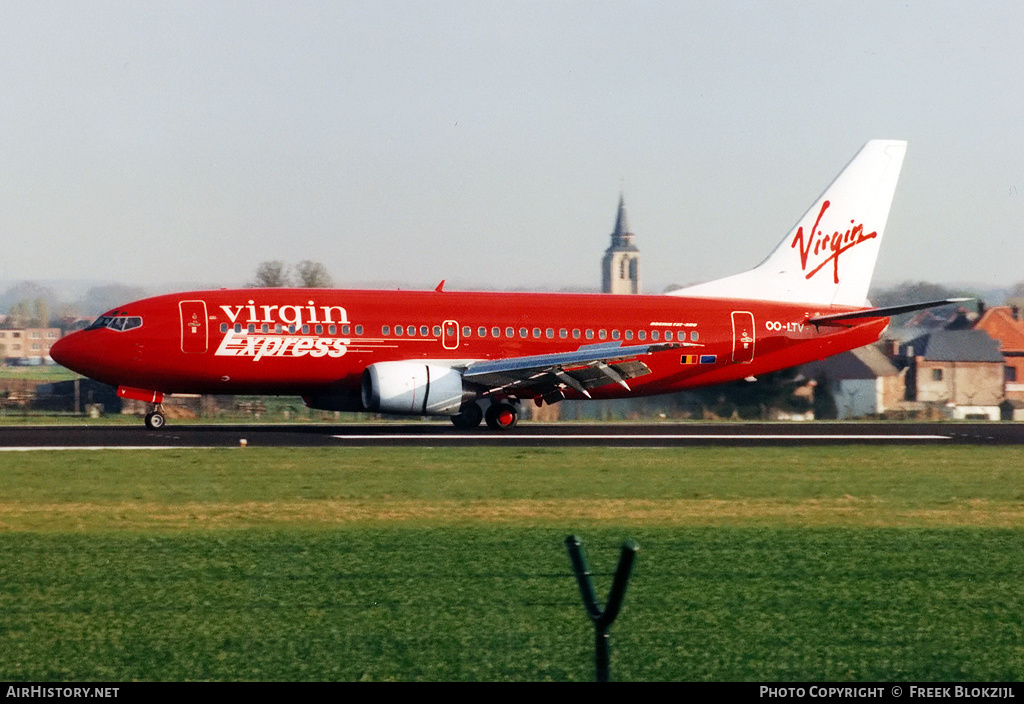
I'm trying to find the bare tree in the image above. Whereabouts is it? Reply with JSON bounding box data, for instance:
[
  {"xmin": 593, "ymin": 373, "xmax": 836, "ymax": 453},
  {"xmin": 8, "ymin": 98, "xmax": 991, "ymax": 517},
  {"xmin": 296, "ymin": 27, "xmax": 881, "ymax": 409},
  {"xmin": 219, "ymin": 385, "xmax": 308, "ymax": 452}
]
[
  {"xmin": 249, "ymin": 261, "xmax": 291, "ymax": 288},
  {"xmin": 295, "ymin": 260, "xmax": 333, "ymax": 288}
]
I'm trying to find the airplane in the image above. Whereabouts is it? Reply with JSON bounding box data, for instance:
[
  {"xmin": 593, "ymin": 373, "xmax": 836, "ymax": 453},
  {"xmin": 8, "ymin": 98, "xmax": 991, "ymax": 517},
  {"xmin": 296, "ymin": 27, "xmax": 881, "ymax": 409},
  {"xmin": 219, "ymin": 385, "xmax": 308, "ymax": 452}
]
[{"xmin": 50, "ymin": 139, "xmax": 964, "ymax": 430}]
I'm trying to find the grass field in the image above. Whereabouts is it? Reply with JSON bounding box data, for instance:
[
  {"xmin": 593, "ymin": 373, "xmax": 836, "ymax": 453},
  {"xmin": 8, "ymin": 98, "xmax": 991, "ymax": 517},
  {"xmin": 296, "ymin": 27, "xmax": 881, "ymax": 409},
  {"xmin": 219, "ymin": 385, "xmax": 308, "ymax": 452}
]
[{"xmin": 2, "ymin": 446, "xmax": 1024, "ymax": 681}]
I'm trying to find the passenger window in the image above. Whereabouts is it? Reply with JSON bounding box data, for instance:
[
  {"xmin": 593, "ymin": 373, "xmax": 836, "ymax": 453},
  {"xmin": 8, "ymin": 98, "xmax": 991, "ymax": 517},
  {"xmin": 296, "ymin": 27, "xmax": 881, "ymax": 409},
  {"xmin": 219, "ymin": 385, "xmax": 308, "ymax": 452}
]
[
  {"xmin": 638, "ymin": 330, "xmax": 646, "ymax": 340},
  {"xmin": 573, "ymin": 329, "xmax": 581, "ymax": 339},
  {"xmin": 421, "ymin": 326, "xmax": 429, "ymax": 336},
  {"xmin": 691, "ymin": 331, "xmax": 699, "ymax": 342},
  {"xmin": 382, "ymin": 325, "xmax": 391, "ymax": 336},
  {"xmin": 625, "ymin": 330, "xmax": 633, "ymax": 340},
  {"xmin": 559, "ymin": 329, "xmax": 568, "ymax": 339},
  {"xmin": 507, "ymin": 327, "xmax": 515, "ymax": 338},
  {"xmin": 546, "ymin": 328, "xmax": 554, "ymax": 339},
  {"xmin": 220, "ymin": 323, "xmax": 228, "ymax": 333},
  {"xmin": 395, "ymin": 326, "xmax": 404, "ymax": 336},
  {"xmin": 478, "ymin": 327, "xmax": 487, "ymax": 337},
  {"xmin": 651, "ymin": 330, "xmax": 659, "ymax": 341},
  {"xmin": 612, "ymin": 330, "xmax": 620, "ymax": 340},
  {"xmin": 664, "ymin": 331, "xmax": 673, "ymax": 341},
  {"xmin": 355, "ymin": 325, "xmax": 363, "ymax": 335},
  {"xmin": 586, "ymin": 329, "xmax": 594, "ymax": 339},
  {"xmin": 492, "ymin": 327, "xmax": 501, "ymax": 337},
  {"xmin": 519, "ymin": 328, "xmax": 528, "ymax": 338},
  {"xmin": 598, "ymin": 330, "xmax": 607, "ymax": 340},
  {"xmin": 532, "ymin": 328, "xmax": 541, "ymax": 338},
  {"xmin": 463, "ymin": 326, "xmax": 471, "ymax": 337},
  {"xmin": 433, "ymin": 326, "xmax": 441, "ymax": 336}
]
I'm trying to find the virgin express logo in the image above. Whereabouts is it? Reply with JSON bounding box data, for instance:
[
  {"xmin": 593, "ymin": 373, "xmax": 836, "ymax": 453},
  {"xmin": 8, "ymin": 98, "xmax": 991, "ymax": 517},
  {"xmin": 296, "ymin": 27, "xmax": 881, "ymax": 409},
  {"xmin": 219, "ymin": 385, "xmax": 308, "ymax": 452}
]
[{"xmin": 215, "ymin": 331, "xmax": 348, "ymax": 360}]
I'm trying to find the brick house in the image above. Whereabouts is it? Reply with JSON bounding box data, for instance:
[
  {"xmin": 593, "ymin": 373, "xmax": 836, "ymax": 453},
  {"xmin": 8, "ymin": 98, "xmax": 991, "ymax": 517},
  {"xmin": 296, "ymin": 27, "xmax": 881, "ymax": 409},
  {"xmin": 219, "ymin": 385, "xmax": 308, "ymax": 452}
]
[
  {"xmin": 899, "ymin": 330, "xmax": 1005, "ymax": 420},
  {"xmin": 0, "ymin": 328, "xmax": 63, "ymax": 364},
  {"xmin": 973, "ymin": 305, "xmax": 1024, "ymax": 402}
]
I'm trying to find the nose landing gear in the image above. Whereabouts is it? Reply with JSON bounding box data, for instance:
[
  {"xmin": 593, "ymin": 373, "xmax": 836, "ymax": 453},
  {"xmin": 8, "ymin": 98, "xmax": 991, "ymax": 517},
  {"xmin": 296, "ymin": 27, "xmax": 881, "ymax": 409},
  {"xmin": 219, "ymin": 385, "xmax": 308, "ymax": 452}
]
[{"xmin": 144, "ymin": 405, "xmax": 166, "ymax": 430}]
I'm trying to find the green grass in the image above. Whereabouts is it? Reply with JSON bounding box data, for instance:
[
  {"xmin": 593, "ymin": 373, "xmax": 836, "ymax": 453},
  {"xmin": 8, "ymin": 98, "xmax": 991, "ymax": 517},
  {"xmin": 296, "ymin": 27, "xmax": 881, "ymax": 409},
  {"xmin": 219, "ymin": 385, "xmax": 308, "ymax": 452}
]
[
  {"xmin": 0, "ymin": 366, "xmax": 79, "ymax": 383},
  {"xmin": 2, "ymin": 446, "xmax": 1024, "ymax": 680}
]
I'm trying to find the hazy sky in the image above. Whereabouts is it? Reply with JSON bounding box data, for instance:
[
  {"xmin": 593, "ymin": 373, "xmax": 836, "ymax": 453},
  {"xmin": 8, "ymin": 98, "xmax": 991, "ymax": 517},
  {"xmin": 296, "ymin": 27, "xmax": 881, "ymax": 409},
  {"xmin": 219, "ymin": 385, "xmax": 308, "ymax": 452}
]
[{"xmin": 2, "ymin": 1, "xmax": 1022, "ymax": 293}]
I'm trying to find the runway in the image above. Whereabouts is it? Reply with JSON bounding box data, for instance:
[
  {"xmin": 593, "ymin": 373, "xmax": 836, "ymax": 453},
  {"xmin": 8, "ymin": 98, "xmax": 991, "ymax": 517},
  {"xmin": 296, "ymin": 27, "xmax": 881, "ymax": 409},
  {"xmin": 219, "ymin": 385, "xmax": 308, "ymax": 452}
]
[{"xmin": 1, "ymin": 421, "xmax": 1021, "ymax": 448}]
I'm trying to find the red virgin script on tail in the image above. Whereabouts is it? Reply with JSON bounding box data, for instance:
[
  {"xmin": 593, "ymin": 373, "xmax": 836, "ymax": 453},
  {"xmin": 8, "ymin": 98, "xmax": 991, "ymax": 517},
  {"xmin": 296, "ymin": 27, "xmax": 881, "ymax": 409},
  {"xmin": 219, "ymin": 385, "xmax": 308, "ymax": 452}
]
[{"xmin": 790, "ymin": 201, "xmax": 877, "ymax": 283}]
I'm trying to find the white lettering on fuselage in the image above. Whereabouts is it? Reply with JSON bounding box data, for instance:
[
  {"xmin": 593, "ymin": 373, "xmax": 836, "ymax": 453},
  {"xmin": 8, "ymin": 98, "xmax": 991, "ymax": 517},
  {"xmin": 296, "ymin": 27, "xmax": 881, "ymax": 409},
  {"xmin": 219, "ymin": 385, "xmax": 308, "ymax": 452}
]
[
  {"xmin": 765, "ymin": 321, "xmax": 805, "ymax": 333},
  {"xmin": 214, "ymin": 300, "xmax": 352, "ymax": 361},
  {"xmin": 218, "ymin": 300, "xmax": 349, "ymax": 327},
  {"xmin": 215, "ymin": 330, "xmax": 348, "ymax": 360}
]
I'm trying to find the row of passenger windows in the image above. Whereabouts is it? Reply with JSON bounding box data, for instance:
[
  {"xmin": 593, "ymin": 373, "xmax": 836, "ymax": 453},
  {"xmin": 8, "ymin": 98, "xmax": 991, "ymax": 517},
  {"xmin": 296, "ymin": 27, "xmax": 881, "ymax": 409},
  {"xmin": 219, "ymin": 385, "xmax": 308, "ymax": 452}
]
[
  {"xmin": 217, "ymin": 320, "xmax": 698, "ymax": 343},
  {"xmin": 220, "ymin": 323, "xmax": 364, "ymax": 335},
  {"xmin": 382, "ymin": 324, "xmax": 698, "ymax": 343}
]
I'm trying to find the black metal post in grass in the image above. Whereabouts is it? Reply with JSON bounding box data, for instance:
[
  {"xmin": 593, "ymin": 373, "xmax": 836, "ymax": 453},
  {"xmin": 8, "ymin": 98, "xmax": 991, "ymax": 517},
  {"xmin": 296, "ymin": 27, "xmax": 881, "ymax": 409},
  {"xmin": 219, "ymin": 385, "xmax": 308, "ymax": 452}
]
[{"xmin": 564, "ymin": 535, "xmax": 639, "ymax": 682}]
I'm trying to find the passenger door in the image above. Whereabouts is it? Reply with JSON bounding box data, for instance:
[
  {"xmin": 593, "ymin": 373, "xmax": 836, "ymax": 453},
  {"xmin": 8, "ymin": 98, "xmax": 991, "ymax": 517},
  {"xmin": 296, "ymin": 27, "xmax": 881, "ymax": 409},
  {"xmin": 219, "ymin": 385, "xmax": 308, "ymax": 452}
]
[{"xmin": 179, "ymin": 300, "xmax": 208, "ymax": 354}]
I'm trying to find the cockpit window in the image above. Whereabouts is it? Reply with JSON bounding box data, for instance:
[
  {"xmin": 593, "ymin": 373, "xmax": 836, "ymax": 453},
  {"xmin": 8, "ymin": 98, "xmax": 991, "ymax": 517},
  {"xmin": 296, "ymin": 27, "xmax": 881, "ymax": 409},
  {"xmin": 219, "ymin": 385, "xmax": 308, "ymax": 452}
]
[{"xmin": 87, "ymin": 315, "xmax": 143, "ymax": 332}]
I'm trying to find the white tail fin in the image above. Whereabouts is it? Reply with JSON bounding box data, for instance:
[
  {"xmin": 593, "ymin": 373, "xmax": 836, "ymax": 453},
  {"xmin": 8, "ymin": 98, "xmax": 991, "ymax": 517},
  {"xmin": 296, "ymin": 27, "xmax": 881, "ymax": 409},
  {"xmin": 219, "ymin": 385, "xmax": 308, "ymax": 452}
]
[{"xmin": 670, "ymin": 140, "xmax": 907, "ymax": 307}]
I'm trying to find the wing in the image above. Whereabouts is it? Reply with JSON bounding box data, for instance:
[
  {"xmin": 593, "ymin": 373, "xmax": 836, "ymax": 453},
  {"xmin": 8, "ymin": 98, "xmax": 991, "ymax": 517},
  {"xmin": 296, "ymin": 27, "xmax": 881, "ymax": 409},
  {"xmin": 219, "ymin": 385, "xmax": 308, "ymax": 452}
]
[{"xmin": 460, "ymin": 341, "xmax": 686, "ymax": 401}]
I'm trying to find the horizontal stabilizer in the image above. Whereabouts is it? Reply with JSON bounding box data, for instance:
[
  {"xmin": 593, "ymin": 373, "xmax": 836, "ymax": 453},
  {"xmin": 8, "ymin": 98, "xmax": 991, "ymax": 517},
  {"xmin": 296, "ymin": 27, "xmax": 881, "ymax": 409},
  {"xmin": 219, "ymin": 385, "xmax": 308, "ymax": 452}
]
[{"xmin": 807, "ymin": 298, "xmax": 973, "ymax": 325}]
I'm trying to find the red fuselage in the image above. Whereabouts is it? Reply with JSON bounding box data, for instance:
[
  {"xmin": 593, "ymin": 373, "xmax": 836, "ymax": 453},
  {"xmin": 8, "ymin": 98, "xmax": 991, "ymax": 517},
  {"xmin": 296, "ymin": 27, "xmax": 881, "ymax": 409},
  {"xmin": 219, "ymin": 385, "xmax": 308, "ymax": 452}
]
[{"xmin": 50, "ymin": 287, "xmax": 888, "ymax": 409}]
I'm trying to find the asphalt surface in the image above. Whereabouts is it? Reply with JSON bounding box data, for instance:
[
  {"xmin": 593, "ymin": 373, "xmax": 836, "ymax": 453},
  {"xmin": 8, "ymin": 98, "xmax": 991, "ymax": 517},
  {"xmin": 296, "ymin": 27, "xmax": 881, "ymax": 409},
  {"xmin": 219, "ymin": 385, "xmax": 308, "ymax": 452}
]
[{"xmin": 1, "ymin": 422, "xmax": 1021, "ymax": 448}]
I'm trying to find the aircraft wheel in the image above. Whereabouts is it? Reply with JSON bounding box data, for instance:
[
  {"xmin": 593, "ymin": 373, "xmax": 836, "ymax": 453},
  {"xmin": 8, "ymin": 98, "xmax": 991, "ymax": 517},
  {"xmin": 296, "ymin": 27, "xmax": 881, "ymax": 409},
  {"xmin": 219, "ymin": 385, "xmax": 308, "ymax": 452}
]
[
  {"xmin": 451, "ymin": 402, "xmax": 483, "ymax": 429},
  {"xmin": 485, "ymin": 402, "xmax": 518, "ymax": 431},
  {"xmin": 144, "ymin": 411, "xmax": 166, "ymax": 430}
]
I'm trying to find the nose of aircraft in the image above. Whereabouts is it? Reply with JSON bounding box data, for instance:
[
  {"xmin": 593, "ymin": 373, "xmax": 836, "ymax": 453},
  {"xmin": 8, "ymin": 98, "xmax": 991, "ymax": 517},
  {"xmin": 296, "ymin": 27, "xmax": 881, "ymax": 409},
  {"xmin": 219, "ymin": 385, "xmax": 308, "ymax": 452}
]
[
  {"xmin": 49, "ymin": 330, "xmax": 104, "ymax": 377},
  {"xmin": 48, "ymin": 333, "xmax": 74, "ymax": 369}
]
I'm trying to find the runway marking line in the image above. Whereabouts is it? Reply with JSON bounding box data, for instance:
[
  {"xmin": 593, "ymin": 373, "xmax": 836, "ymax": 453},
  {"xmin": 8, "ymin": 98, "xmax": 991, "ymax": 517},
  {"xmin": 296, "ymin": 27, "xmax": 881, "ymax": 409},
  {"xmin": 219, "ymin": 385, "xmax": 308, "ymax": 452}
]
[
  {"xmin": 0, "ymin": 446, "xmax": 187, "ymax": 451},
  {"xmin": 331, "ymin": 433, "xmax": 952, "ymax": 441}
]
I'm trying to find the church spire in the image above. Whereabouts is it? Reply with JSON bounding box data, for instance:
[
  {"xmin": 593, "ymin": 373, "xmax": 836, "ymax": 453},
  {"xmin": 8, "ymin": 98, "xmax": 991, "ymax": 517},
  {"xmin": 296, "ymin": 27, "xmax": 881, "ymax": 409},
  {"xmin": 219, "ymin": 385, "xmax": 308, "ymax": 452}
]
[
  {"xmin": 602, "ymin": 194, "xmax": 641, "ymax": 294},
  {"xmin": 610, "ymin": 194, "xmax": 637, "ymax": 250}
]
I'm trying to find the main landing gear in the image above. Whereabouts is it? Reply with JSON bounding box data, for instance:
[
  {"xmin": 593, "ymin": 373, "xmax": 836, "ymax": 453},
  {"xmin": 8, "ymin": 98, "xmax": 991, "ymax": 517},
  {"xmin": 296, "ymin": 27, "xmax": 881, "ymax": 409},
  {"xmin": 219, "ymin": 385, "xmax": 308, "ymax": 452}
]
[
  {"xmin": 451, "ymin": 401, "xmax": 484, "ymax": 430},
  {"xmin": 449, "ymin": 400, "xmax": 519, "ymax": 431},
  {"xmin": 485, "ymin": 401, "xmax": 519, "ymax": 430},
  {"xmin": 144, "ymin": 405, "xmax": 166, "ymax": 430}
]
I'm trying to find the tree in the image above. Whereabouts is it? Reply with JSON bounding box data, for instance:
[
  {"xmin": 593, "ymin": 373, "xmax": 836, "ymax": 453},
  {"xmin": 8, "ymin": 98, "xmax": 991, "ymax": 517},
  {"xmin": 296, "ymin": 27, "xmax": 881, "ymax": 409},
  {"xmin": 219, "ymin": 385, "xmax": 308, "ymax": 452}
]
[
  {"xmin": 33, "ymin": 298, "xmax": 50, "ymax": 327},
  {"xmin": 870, "ymin": 281, "xmax": 963, "ymax": 307},
  {"xmin": 295, "ymin": 260, "xmax": 333, "ymax": 288},
  {"xmin": 249, "ymin": 261, "xmax": 291, "ymax": 288},
  {"xmin": 77, "ymin": 285, "xmax": 148, "ymax": 316},
  {"xmin": 248, "ymin": 260, "xmax": 334, "ymax": 288},
  {"xmin": 6, "ymin": 300, "xmax": 30, "ymax": 328},
  {"xmin": 870, "ymin": 281, "xmax": 978, "ymax": 325},
  {"xmin": 812, "ymin": 373, "xmax": 839, "ymax": 420}
]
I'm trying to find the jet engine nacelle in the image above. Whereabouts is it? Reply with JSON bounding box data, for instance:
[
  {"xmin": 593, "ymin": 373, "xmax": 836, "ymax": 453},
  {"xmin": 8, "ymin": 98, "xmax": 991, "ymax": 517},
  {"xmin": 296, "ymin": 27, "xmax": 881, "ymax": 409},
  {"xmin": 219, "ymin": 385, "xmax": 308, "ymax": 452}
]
[{"xmin": 361, "ymin": 362, "xmax": 467, "ymax": 416}]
